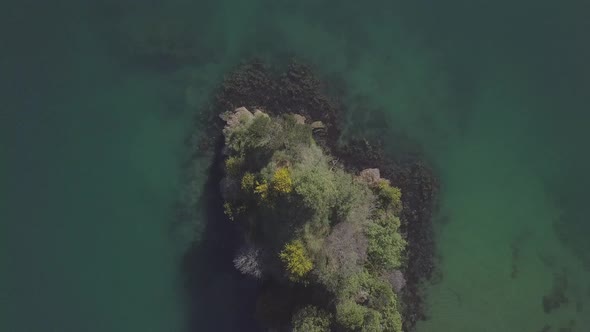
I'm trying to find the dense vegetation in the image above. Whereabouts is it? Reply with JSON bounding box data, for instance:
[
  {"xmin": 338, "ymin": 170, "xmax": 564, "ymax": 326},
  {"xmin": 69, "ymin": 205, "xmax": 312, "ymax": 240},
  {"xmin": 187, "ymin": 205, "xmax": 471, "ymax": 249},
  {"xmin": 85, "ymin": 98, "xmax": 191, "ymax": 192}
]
[{"xmin": 220, "ymin": 107, "xmax": 407, "ymax": 331}]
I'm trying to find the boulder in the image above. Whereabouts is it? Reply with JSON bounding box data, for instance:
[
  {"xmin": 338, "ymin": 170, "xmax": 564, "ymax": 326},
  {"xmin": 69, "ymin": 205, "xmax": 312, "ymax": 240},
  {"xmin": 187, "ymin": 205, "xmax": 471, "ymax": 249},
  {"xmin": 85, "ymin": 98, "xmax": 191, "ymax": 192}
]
[
  {"xmin": 254, "ymin": 109, "xmax": 269, "ymax": 118},
  {"xmin": 358, "ymin": 168, "xmax": 381, "ymax": 186},
  {"xmin": 221, "ymin": 107, "xmax": 254, "ymax": 136},
  {"xmin": 311, "ymin": 121, "xmax": 325, "ymax": 129},
  {"xmin": 292, "ymin": 114, "xmax": 306, "ymax": 124}
]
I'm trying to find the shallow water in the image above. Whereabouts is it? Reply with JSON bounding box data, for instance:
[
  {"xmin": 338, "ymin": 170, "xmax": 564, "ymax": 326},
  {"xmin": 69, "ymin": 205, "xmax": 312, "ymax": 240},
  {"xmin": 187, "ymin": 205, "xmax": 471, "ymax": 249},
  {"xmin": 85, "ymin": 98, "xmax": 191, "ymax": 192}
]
[{"xmin": 3, "ymin": 1, "xmax": 590, "ymax": 331}]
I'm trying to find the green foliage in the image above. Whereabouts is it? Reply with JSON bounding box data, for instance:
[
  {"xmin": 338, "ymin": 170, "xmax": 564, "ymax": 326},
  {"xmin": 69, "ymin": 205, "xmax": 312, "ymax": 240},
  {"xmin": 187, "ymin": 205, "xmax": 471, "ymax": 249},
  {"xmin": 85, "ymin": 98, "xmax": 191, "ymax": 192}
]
[
  {"xmin": 226, "ymin": 113, "xmax": 282, "ymax": 153},
  {"xmin": 223, "ymin": 202, "xmax": 245, "ymax": 221},
  {"xmin": 333, "ymin": 169, "xmax": 375, "ymax": 223},
  {"xmin": 254, "ymin": 180, "xmax": 269, "ymax": 200},
  {"xmin": 336, "ymin": 300, "xmax": 367, "ymax": 330},
  {"xmin": 366, "ymin": 218, "xmax": 405, "ymax": 270},
  {"xmin": 221, "ymin": 110, "xmax": 407, "ymax": 331},
  {"xmin": 292, "ymin": 145, "xmax": 337, "ymax": 221},
  {"xmin": 225, "ymin": 156, "xmax": 244, "ymax": 176},
  {"xmin": 223, "ymin": 202, "xmax": 235, "ymax": 221},
  {"xmin": 292, "ymin": 305, "xmax": 332, "ymax": 332},
  {"xmin": 271, "ymin": 167, "xmax": 293, "ymax": 194},
  {"xmin": 282, "ymin": 115, "xmax": 313, "ymax": 148},
  {"xmin": 280, "ymin": 239, "xmax": 313, "ymax": 281},
  {"xmin": 241, "ymin": 172, "xmax": 256, "ymax": 191},
  {"xmin": 336, "ymin": 271, "xmax": 402, "ymax": 332},
  {"xmin": 377, "ymin": 180, "xmax": 402, "ymax": 215},
  {"xmin": 381, "ymin": 304, "xmax": 403, "ymax": 332},
  {"xmin": 362, "ymin": 310, "xmax": 384, "ymax": 332}
]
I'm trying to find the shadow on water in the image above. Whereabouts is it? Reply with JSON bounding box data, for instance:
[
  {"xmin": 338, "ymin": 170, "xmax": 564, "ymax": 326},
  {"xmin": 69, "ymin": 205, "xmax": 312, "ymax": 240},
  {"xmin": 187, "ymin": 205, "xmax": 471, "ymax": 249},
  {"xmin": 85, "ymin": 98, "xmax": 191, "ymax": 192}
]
[{"xmin": 182, "ymin": 136, "xmax": 262, "ymax": 332}]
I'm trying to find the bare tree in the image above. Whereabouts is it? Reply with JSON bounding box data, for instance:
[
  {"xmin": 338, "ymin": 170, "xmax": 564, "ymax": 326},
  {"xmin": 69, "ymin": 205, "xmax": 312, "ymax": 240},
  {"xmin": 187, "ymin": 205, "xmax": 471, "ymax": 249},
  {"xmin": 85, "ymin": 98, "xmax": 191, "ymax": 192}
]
[
  {"xmin": 383, "ymin": 269, "xmax": 406, "ymax": 294},
  {"xmin": 322, "ymin": 221, "xmax": 368, "ymax": 280},
  {"xmin": 233, "ymin": 245, "xmax": 264, "ymax": 279}
]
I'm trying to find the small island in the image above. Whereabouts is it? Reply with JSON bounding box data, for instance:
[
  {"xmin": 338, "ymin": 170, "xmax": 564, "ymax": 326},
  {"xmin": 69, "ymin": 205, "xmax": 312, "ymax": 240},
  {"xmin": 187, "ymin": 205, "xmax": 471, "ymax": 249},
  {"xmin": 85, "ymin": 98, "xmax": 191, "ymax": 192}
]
[
  {"xmin": 185, "ymin": 62, "xmax": 437, "ymax": 332},
  {"xmin": 220, "ymin": 107, "xmax": 407, "ymax": 331}
]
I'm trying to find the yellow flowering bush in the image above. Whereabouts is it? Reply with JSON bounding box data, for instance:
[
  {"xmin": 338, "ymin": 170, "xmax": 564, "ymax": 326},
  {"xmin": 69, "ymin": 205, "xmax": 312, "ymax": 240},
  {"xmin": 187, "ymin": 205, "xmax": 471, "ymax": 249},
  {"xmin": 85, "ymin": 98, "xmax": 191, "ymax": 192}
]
[
  {"xmin": 279, "ymin": 239, "xmax": 313, "ymax": 280},
  {"xmin": 271, "ymin": 167, "xmax": 293, "ymax": 194},
  {"xmin": 254, "ymin": 180, "xmax": 269, "ymax": 200}
]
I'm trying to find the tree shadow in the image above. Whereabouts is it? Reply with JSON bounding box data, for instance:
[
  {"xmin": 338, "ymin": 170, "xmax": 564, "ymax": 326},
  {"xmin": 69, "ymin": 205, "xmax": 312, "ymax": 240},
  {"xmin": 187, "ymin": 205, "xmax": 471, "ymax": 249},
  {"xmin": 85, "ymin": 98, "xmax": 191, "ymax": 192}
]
[{"xmin": 182, "ymin": 136, "xmax": 262, "ymax": 332}]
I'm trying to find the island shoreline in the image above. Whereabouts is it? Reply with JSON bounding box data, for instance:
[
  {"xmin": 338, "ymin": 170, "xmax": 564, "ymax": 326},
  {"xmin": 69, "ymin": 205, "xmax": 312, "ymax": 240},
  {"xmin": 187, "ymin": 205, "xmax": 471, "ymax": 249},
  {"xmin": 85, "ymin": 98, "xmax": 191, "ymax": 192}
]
[{"xmin": 186, "ymin": 59, "xmax": 438, "ymax": 331}]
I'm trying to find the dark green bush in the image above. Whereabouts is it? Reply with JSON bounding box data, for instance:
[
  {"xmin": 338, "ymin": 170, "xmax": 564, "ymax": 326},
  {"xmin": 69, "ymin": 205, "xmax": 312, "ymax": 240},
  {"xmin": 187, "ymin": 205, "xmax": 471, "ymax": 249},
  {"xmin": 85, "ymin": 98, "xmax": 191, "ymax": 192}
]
[{"xmin": 292, "ymin": 305, "xmax": 332, "ymax": 332}]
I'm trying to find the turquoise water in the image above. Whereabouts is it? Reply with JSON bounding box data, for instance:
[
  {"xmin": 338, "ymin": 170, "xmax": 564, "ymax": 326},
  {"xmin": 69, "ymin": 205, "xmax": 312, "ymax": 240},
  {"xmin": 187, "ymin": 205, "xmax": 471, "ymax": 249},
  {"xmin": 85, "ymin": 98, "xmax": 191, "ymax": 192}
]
[{"xmin": 3, "ymin": 1, "xmax": 589, "ymax": 331}]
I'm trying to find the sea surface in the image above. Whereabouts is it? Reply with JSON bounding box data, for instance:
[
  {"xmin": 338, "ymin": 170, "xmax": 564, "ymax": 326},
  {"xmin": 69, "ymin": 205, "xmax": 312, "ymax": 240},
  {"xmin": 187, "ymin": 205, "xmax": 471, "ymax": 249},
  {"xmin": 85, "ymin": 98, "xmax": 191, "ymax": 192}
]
[{"xmin": 3, "ymin": 1, "xmax": 589, "ymax": 331}]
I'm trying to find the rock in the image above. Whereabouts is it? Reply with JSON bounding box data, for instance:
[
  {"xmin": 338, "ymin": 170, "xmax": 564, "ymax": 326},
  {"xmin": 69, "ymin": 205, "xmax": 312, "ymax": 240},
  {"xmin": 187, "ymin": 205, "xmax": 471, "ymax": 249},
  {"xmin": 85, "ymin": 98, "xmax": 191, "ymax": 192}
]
[
  {"xmin": 358, "ymin": 168, "xmax": 381, "ymax": 186},
  {"xmin": 311, "ymin": 121, "xmax": 325, "ymax": 129},
  {"xmin": 293, "ymin": 114, "xmax": 306, "ymax": 124},
  {"xmin": 254, "ymin": 109, "xmax": 269, "ymax": 118},
  {"xmin": 222, "ymin": 107, "xmax": 254, "ymax": 136}
]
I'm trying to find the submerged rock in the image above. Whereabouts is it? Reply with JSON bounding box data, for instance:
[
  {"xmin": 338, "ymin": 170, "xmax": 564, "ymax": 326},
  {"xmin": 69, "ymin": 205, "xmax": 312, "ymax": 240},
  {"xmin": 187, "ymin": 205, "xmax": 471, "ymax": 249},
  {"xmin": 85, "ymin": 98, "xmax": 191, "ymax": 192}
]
[{"xmin": 542, "ymin": 270, "xmax": 569, "ymax": 314}]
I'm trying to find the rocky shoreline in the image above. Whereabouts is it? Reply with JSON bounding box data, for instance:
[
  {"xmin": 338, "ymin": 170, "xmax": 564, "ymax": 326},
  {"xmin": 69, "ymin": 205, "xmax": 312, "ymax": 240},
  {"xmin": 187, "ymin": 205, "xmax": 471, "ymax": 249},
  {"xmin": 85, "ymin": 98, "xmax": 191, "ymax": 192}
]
[{"xmin": 192, "ymin": 60, "xmax": 438, "ymax": 331}]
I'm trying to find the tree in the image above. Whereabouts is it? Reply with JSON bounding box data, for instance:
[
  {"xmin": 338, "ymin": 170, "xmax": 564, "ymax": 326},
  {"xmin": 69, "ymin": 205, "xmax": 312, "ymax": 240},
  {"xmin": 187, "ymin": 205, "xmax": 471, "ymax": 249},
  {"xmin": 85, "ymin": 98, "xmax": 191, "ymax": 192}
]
[
  {"xmin": 224, "ymin": 155, "xmax": 244, "ymax": 176},
  {"xmin": 337, "ymin": 271, "xmax": 403, "ymax": 332},
  {"xmin": 318, "ymin": 221, "xmax": 368, "ymax": 289},
  {"xmin": 336, "ymin": 300, "xmax": 367, "ymax": 330},
  {"xmin": 233, "ymin": 245, "xmax": 264, "ymax": 279},
  {"xmin": 241, "ymin": 172, "xmax": 256, "ymax": 191},
  {"xmin": 366, "ymin": 220, "xmax": 406, "ymax": 270},
  {"xmin": 291, "ymin": 145, "xmax": 337, "ymax": 222},
  {"xmin": 292, "ymin": 305, "xmax": 332, "ymax": 332},
  {"xmin": 219, "ymin": 109, "xmax": 408, "ymax": 331},
  {"xmin": 254, "ymin": 180, "xmax": 269, "ymax": 200},
  {"xmin": 271, "ymin": 167, "xmax": 293, "ymax": 194},
  {"xmin": 279, "ymin": 239, "xmax": 313, "ymax": 281},
  {"xmin": 376, "ymin": 180, "xmax": 402, "ymax": 215}
]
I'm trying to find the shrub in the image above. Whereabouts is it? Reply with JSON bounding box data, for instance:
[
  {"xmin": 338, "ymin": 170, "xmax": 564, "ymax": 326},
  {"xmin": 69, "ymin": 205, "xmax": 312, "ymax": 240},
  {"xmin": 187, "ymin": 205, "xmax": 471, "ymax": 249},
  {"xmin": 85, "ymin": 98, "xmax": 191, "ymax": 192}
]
[
  {"xmin": 292, "ymin": 145, "xmax": 337, "ymax": 221},
  {"xmin": 279, "ymin": 239, "xmax": 313, "ymax": 281},
  {"xmin": 271, "ymin": 167, "xmax": 293, "ymax": 194},
  {"xmin": 333, "ymin": 169, "xmax": 375, "ymax": 224},
  {"xmin": 225, "ymin": 113, "xmax": 283, "ymax": 154},
  {"xmin": 223, "ymin": 202, "xmax": 235, "ymax": 221},
  {"xmin": 381, "ymin": 303, "xmax": 403, "ymax": 332},
  {"xmin": 292, "ymin": 305, "xmax": 332, "ymax": 332},
  {"xmin": 377, "ymin": 179, "xmax": 402, "ymax": 215},
  {"xmin": 362, "ymin": 310, "xmax": 383, "ymax": 332},
  {"xmin": 254, "ymin": 180, "xmax": 269, "ymax": 200},
  {"xmin": 335, "ymin": 300, "xmax": 367, "ymax": 330},
  {"xmin": 223, "ymin": 202, "xmax": 245, "ymax": 221},
  {"xmin": 336, "ymin": 271, "xmax": 402, "ymax": 331},
  {"xmin": 366, "ymin": 220, "xmax": 405, "ymax": 270},
  {"xmin": 281, "ymin": 116, "xmax": 313, "ymax": 149},
  {"xmin": 241, "ymin": 172, "xmax": 256, "ymax": 191},
  {"xmin": 225, "ymin": 156, "xmax": 244, "ymax": 176}
]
